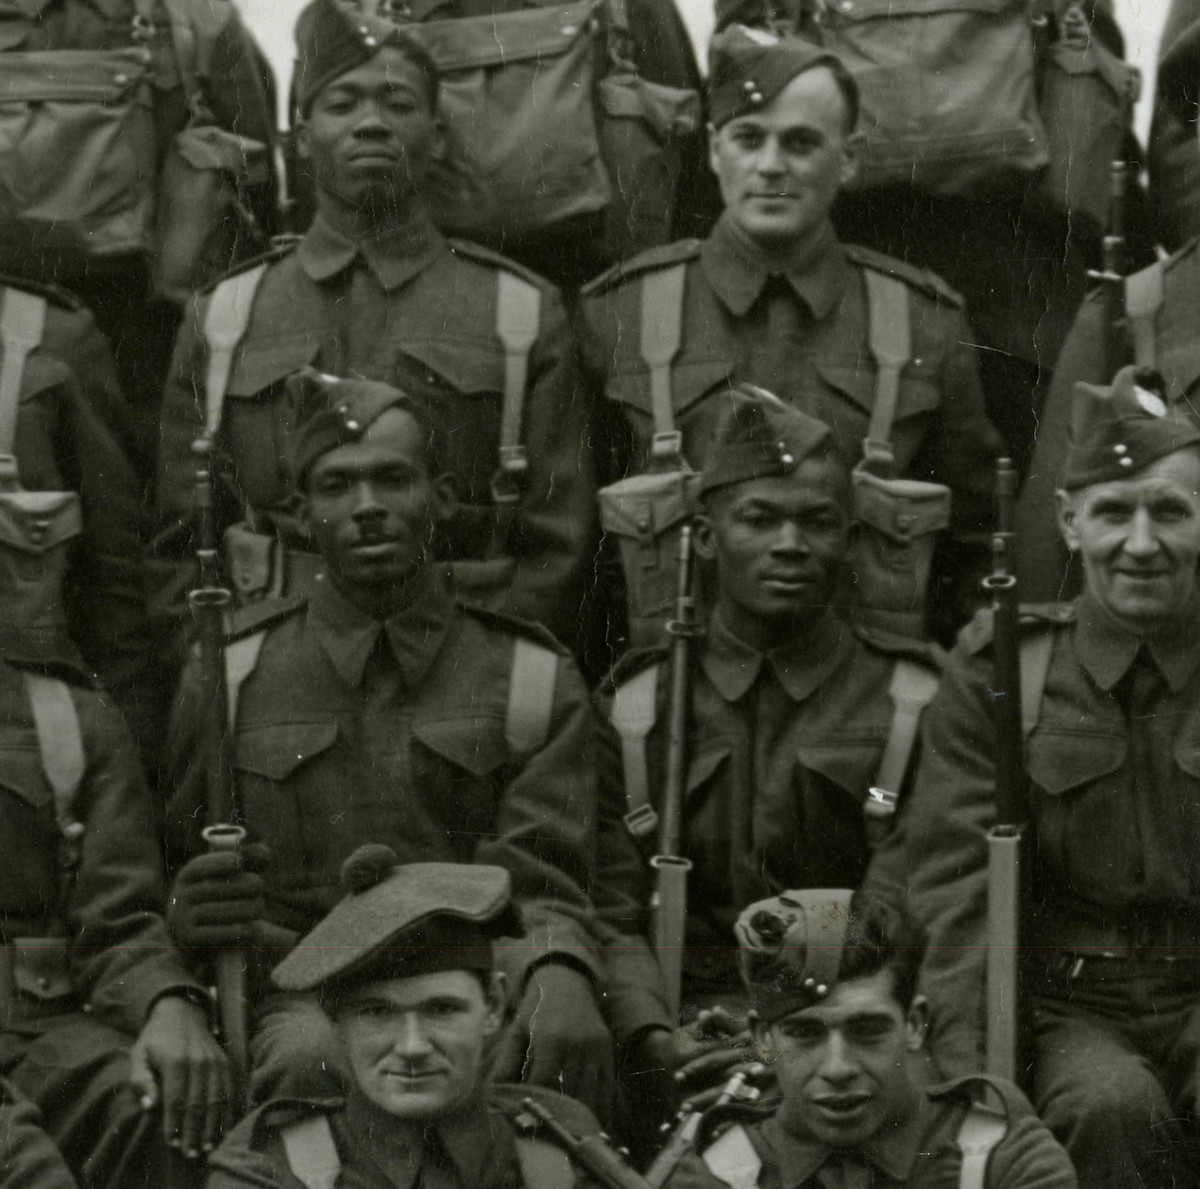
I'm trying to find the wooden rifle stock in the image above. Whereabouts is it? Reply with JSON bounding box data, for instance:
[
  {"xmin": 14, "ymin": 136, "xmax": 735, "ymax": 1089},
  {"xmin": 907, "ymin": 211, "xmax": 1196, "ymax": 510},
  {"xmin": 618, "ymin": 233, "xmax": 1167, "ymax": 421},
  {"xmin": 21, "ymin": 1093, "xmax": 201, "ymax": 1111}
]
[
  {"xmin": 188, "ymin": 437, "xmax": 249, "ymax": 1106},
  {"xmin": 650, "ymin": 527, "xmax": 697, "ymax": 1021},
  {"xmin": 980, "ymin": 459, "xmax": 1025, "ymax": 1082},
  {"xmin": 521, "ymin": 1097, "xmax": 653, "ymax": 1189}
]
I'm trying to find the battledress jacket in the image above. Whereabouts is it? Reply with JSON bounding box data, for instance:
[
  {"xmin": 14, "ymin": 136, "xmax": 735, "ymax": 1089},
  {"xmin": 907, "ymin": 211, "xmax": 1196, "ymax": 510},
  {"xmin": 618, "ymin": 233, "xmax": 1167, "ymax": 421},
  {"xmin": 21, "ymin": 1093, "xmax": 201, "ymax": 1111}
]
[
  {"xmin": 0, "ymin": 1077, "xmax": 77, "ymax": 1189},
  {"xmin": 165, "ymin": 568, "xmax": 602, "ymax": 992},
  {"xmin": 871, "ymin": 595, "xmax": 1200, "ymax": 1079},
  {"xmin": 151, "ymin": 213, "xmax": 595, "ymax": 656}
]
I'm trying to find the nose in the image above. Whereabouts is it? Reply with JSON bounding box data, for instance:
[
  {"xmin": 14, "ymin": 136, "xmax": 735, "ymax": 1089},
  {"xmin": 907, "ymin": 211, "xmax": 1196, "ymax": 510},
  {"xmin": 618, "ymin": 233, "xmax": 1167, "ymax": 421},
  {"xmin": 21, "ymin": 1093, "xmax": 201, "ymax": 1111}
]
[
  {"xmin": 755, "ymin": 135, "xmax": 785, "ymax": 176},
  {"xmin": 394, "ymin": 1012, "xmax": 434, "ymax": 1059},
  {"xmin": 770, "ymin": 521, "xmax": 809, "ymax": 555},
  {"xmin": 816, "ymin": 1032, "xmax": 858, "ymax": 1086},
  {"xmin": 353, "ymin": 103, "xmax": 390, "ymax": 137},
  {"xmin": 351, "ymin": 480, "xmax": 385, "ymax": 523},
  {"xmin": 1124, "ymin": 508, "xmax": 1159, "ymax": 560}
]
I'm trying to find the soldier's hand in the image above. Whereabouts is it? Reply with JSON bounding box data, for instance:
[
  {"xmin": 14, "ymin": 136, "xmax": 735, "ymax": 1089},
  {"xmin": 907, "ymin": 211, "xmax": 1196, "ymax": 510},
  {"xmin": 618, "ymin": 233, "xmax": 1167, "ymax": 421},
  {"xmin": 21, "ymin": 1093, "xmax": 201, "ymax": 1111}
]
[
  {"xmin": 673, "ymin": 1006, "xmax": 759, "ymax": 1096},
  {"xmin": 129, "ymin": 994, "xmax": 232, "ymax": 1159},
  {"xmin": 499, "ymin": 963, "xmax": 616, "ymax": 1120},
  {"xmin": 168, "ymin": 846, "xmax": 270, "ymax": 950}
]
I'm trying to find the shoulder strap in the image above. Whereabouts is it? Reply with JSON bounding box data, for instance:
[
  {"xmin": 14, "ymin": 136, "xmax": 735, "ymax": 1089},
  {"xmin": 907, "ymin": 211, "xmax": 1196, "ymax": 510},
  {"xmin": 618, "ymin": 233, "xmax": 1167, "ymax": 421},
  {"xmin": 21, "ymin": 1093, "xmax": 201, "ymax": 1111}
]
[
  {"xmin": 1124, "ymin": 260, "xmax": 1164, "ymax": 372},
  {"xmin": 225, "ymin": 629, "xmax": 268, "ymax": 733},
  {"xmin": 22, "ymin": 673, "xmax": 85, "ymax": 834},
  {"xmin": 609, "ymin": 665, "xmax": 661, "ymax": 840},
  {"xmin": 513, "ymin": 1134, "xmax": 577, "ymax": 1189},
  {"xmin": 506, "ymin": 639, "xmax": 559, "ymax": 753},
  {"xmin": 157, "ymin": 0, "xmax": 209, "ymax": 123},
  {"xmin": 1019, "ymin": 631, "xmax": 1054, "ymax": 738},
  {"xmin": 0, "ymin": 287, "xmax": 47, "ymax": 457},
  {"xmin": 493, "ymin": 273, "xmax": 542, "ymax": 504},
  {"xmin": 701, "ymin": 1124, "xmax": 762, "ymax": 1189},
  {"xmin": 862, "ymin": 269, "xmax": 911, "ymax": 450},
  {"xmin": 280, "ymin": 1114, "xmax": 341, "ymax": 1189},
  {"xmin": 956, "ymin": 1095, "xmax": 1008, "ymax": 1189},
  {"xmin": 868, "ymin": 659, "xmax": 940, "ymax": 835},
  {"xmin": 640, "ymin": 264, "xmax": 687, "ymax": 460},
  {"xmin": 203, "ymin": 264, "xmax": 269, "ymax": 442}
]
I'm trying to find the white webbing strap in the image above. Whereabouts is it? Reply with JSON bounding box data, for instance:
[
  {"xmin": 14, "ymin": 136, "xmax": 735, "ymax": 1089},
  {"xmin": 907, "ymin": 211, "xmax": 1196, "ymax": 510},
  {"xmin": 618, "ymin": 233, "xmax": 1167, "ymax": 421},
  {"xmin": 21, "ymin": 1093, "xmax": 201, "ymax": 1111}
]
[
  {"xmin": 956, "ymin": 1096, "xmax": 1008, "ymax": 1189},
  {"xmin": 0, "ymin": 288, "xmax": 46, "ymax": 457},
  {"xmin": 640, "ymin": 264, "xmax": 686, "ymax": 458},
  {"xmin": 862, "ymin": 269, "xmax": 911, "ymax": 451},
  {"xmin": 203, "ymin": 264, "xmax": 268, "ymax": 442},
  {"xmin": 1124, "ymin": 259, "xmax": 1164, "ymax": 372},
  {"xmin": 224, "ymin": 630, "xmax": 268, "ymax": 734},
  {"xmin": 873, "ymin": 659, "xmax": 940, "ymax": 800},
  {"xmin": 701, "ymin": 1124, "xmax": 762, "ymax": 1189},
  {"xmin": 281, "ymin": 1114, "xmax": 340, "ymax": 1189},
  {"xmin": 1019, "ymin": 630, "xmax": 1054, "ymax": 738},
  {"xmin": 505, "ymin": 639, "xmax": 558, "ymax": 753},
  {"xmin": 494, "ymin": 272, "xmax": 542, "ymax": 496},
  {"xmin": 22, "ymin": 673, "xmax": 85, "ymax": 834},
  {"xmin": 609, "ymin": 664, "xmax": 660, "ymax": 838}
]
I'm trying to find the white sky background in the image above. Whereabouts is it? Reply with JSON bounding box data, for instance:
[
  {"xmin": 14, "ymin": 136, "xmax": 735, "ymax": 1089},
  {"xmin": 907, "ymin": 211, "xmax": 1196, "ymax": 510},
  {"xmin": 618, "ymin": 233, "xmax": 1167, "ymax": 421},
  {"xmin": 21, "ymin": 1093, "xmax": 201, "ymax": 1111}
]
[{"xmin": 240, "ymin": 0, "xmax": 1169, "ymax": 159}]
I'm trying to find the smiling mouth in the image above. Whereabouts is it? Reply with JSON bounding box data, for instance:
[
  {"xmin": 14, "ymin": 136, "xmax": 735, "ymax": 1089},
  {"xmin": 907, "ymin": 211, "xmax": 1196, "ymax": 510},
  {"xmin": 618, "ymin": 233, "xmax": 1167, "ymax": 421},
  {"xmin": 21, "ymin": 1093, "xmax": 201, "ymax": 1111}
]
[{"xmin": 811, "ymin": 1092, "xmax": 871, "ymax": 1117}]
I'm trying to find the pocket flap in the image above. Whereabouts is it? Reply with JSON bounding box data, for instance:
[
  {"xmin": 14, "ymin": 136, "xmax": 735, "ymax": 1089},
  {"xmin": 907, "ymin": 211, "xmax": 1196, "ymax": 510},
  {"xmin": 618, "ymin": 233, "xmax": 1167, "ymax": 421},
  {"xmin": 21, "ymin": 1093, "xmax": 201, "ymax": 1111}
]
[
  {"xmin": 608, "ymin": 356, "xmax": 733, "ymax": 419},
  {"xmin": 393, "ymin": 343, "xmax": 503, "ymax": 399},
  {"xmin": 412, "ymin": 718, "xmax": 508, "ymax": 777},
  {"xmin": 686, "ymin": 747, "xmax": 731, "ymax": 798},
  {"xmin": 1028, "ymin": 733, "xmax": 1125, "ymax": 796},
  {"xmin": 796, "ymin": 742, "xmax": 882, "ymax": 799},
  {"xmin": 597, "ymin": 74, "xmax": 702, "ymax": 141},
  {"xmin": 414, "ymin": 0, "xmax": 596, "ymax": 71},
  {"xmin": 598, "ymin": 470, "xmax": 697, "ymax": 539},
  {"xmin": 0, "ymin": 48, "xmax": 150, "ymax": 102},
  {"xmin": 227, "ymin": 335, "xmax": 320, "ymax": 398},
  {"xmin": 816, "ymin": 361, "xmax": 939, "ymax": 421},
  {"xmin": 0, "ymin": 741, "xmax": 49, "ymax": 810},
  {"xmin": 235, "ymin": 721, "xmax": 338, "ymax": 780}
]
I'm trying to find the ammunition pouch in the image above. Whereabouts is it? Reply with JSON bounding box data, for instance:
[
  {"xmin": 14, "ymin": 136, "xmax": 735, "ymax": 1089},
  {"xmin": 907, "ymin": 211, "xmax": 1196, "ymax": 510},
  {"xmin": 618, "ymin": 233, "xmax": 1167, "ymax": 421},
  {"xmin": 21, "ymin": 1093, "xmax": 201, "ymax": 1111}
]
[
  {"xmin": 848, "ymin": 460, "xmax": 951, "ymax": 639},
  {"xmin": 9, "ymin": 938, "xmax": 75, "ymax": 1010},
  {"xmin": 598, "ymin": 468, "xmax": 697, "ymax": 649}
]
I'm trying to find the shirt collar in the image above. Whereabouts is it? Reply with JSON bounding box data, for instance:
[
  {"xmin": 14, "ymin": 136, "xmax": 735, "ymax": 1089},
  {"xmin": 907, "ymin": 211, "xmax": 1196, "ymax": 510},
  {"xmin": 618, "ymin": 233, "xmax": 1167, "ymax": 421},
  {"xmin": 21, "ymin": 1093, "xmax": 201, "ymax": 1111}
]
[
  {"xmin": 701, "ymin": 608, "xmax": 851, "ymax": 703},
  {"xmin": 1074, "ymin": 589, "xmax": 1200, "ymax": 693},
  {"xmin": 307, "ymin": 566, "xmax": 454, "ymax": 688},
  {"xmin": 700, "ymin": 215, "xmax": 848, "ymax": 320},
  {"xmin": 297, "ymin": 210, "xmax": 445, "ymax": 291}
]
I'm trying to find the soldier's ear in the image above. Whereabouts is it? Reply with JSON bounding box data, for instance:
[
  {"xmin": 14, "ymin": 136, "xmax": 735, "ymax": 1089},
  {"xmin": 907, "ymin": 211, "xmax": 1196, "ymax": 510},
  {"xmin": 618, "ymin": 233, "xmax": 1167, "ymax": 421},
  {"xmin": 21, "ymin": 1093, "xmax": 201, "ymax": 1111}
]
[
  {"xmin": 749, "ymin": 1012, "xmax": 776, "ymax": 1061},
  {"xmin": 904, "ymin": 996, "xmax": 930, "ymax": 1052},
  {"xmin": 693, "ymin": 513, "xmax": 717, "ymax": 562},
  {"xmin": 295, "ymin": 117, "xmax": 311, "ymax": 163},
  {"xmin": 482, "ymin": 971, "xmax": 508, "ymax": 1036},
  {"xmin": 1056, "ymin": 489, "xmax": 1081, "ymax": 552},
  {"xmin": 839, "ymin": 130, "xmax": 865, "ymax": 190},
  {"xmin": 429, "ymin": 471, "xmax": 457, "ymax": 525}
]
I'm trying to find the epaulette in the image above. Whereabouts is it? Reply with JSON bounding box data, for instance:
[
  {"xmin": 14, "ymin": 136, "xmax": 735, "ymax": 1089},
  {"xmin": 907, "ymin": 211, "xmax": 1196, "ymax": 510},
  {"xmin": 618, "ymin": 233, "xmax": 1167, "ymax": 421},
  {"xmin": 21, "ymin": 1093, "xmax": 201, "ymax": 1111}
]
[
  {"xmin": 853, "ymin": 623, "xmax": 947, "ymax": 672},
  {"xmin": 496, "ymin": 1082, "xmax": 602, "ymax": 1139},
  {"xmin": 600, "ymin": 645, "xmax": 668, "ymax": 696},
  {"xmin": 224, "ymin": 594, "xmax": 307, "ymax": 644},
  {"xmin": 199, "ymin": 239, "xmax": 299, "ymax": 296},
  {"xmin": 843, "ymin": 243, "xmax": 964, "ymax": 307},
  {"xmin": 959, "ymin": 602, "xmax": 1074, "ymax": 656},
  {"xmin": 579, "ymin": 239, "xmax": 702, "ymax": 297},
  {"xmin": 456, "ymin": 602, "xmax": 570, "ymax": 654},
  {"xmin": 251, "ymin": 1096, "xmax": 344, "ymax": 1144},
  {"xmin": 0, "ymin": 273, "xmax": 82, "ymax": 311},
  {"xmin": 445, "ymin": 238, "xmax": 551, "ymax": 289}
]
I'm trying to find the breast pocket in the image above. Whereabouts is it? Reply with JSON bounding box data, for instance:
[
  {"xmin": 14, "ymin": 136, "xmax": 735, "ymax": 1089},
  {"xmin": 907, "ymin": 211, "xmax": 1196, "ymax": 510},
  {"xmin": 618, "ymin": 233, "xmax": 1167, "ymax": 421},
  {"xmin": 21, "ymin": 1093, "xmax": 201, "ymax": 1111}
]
[{"xmin": 0, "ymin": 740, "xmax": 62, "ymax": 921}]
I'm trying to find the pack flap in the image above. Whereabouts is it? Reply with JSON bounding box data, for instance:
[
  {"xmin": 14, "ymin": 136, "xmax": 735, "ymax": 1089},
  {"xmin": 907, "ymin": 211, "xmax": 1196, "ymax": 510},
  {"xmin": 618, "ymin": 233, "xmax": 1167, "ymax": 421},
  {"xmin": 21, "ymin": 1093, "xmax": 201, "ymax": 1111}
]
[
  {"xmin": 827, "ymin": 0, "xmax": 1023, "ymax": 21},
  {"xmin": 598, "ymin": 470, "xmax": 696, "ymax": 538},
  {"xmin": 414, "ymin": 0, "xmax": 597, "ymax": 71},
  {"xmin": 597, "ymin": 74, "xmax": 702, "ymax": 141},
  {"xmin": 0, "ymin": 48, "xmax": 152, "ymax": 102}
]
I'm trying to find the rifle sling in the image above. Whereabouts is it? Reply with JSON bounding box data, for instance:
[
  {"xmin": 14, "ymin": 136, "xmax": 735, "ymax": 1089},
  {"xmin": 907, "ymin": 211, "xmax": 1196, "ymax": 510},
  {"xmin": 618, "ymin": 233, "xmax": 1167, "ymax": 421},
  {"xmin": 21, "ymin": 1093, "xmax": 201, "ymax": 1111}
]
[
  {"xmin": 0, "ymin": 287, "xmax": 46, "ymax": 459},
  {"xmin": 610, "ymin": 664, "xmax": 660, "ymax": 839},
  {"xmin": 640, "ymin": 265, "xmax": 686, "ymax": 460},
  {"xmin": 1124, "ymin": 260, "xmax": 1164, "ymax": 372}
]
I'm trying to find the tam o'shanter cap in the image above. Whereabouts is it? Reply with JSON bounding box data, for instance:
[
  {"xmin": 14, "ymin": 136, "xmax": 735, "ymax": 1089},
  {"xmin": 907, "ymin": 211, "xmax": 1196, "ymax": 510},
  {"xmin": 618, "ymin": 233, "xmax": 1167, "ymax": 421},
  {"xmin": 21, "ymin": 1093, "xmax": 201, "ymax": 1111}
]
[
  {"xmin": 708, "ymin": 24, "xmax": 847, "ymax": 129},
  {"xmin": 735, "ymin": 888, "xmax": 853, "ymax": 1022},
  {"xmin": 700, "ymin": 384, "xmax": 835, "ymax": 497},
  {"xmin": 273, "ymin": 847, "xmax": 524, "ymax": 993},
  {"xmin": 1062, "ymin": 365, "xmax": 1200, "ymax": 490}
]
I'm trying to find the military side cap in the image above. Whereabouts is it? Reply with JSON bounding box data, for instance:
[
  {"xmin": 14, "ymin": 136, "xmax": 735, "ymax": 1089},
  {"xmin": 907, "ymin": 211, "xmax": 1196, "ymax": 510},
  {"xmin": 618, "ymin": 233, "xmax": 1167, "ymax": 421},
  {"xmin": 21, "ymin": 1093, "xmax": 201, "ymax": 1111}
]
[
  {"xmin": 708, "ymin": 25, "xmax": 848, "ymax": 129},
  {"xmin": 287, "ymin": 368, "xmax": 428, "ymax": 486},
  {"xmin": 1158, "ymin": 20, "xmax": 1200, "ymax": 127},
  {"xmin": 1062, "ymin": 365, "xmax": 1200, "ymax": 490},
  {"xmin": 735, "ymin": 888, "xmax": 853, "ymax": 1022},
  {"xmin": 273, "ymin": 847, "xmax": 524, "ymax": 993},
  {"xmin": 700, "ymin": 384, "xmax": 836, "ymax": 497},
  {"xmin": 294, "ymin": 0, "xmax": 433, "ymax": 113}
]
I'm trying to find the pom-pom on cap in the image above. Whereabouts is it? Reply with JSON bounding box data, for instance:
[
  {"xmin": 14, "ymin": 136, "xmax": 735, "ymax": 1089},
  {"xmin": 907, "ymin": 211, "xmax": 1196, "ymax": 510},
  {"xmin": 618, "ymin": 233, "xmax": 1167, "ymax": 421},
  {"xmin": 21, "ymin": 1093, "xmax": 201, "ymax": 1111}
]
[{"xmin": 273, "ymin": 858, "xmax": 523, "ymax": 993}]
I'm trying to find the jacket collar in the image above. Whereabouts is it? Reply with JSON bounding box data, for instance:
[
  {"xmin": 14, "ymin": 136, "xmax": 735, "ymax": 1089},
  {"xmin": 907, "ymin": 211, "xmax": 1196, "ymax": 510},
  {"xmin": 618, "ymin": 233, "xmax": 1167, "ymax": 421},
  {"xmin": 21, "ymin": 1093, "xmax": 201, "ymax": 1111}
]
[
  {"xmin": 1074, "ymin": 589, "xmax": 1200, "ymax": 694},
  {"xmin": 306, "ymin": 565, "xmax": 454, "ymax": 688},
  {"xmin": 297, "ymin": 210, "xmax": 445, "ymax": 291},
  {"xmin": 700, "ymin": 215, "xmax": 849, "ymax": 320}
]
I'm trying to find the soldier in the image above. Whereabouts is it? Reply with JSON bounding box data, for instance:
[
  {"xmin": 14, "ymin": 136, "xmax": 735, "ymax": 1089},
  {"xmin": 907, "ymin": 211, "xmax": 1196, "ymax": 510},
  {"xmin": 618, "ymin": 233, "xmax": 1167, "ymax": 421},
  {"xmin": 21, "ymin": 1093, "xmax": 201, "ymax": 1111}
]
[
  {"xmin": 207, "ymin": 851, "xmax": 621, "ymax": 1189},
  {"xmin": 657, "ymin": 890, "xmax": 1076, "ymax": 1189},
  {"xmin": 164, "ymin": 372, "xmax": 613, "ymax": 1118},
  {"xmin": 0, "ymin": 1078, "xmax": 76, "ymax": 1189},
  {"xmin": 876, "ymin": 367, "xmax": 1200, "ymax": 1186},
  {"xmin": 0, "ymin": 481, "xmax": 229, "ymax": 1184},
  {"xmin": 597, "ymin": 389, "xmax": 940, "ymax": 1097},
  {"xmin": 579, "ymin": 25, "xmax": 1001, "ymax": 646},
  {"xmin": 1150, "ymin": 0, "xmax": 1200, "ymax": 253},
  {"xmin": 150, "ymin": 0, "xmax": 595, "ymax": 667}
]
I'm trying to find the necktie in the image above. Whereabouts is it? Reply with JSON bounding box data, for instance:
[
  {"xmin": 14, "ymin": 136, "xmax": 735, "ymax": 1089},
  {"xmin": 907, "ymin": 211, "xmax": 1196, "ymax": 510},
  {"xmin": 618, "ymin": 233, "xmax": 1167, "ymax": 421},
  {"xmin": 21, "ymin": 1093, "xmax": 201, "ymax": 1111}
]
[
  {"xmin": 817, "ymin": 1152, "xmax": 874, "ymax": 1189},
  {"xmin": 750, "ymin": 274, "xmax": 805, "ymax": 400}
]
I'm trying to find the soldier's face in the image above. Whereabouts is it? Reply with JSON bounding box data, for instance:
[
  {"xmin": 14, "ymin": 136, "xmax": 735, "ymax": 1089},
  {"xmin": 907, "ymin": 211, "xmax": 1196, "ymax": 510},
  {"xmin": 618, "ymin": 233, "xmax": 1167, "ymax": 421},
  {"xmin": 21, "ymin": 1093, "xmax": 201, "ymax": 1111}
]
[
  {"xmin": 298, "ymin": 49, "xmax": 443, "ymax": 210},
  {"xmin": 335, "ymin": 970, "xmax": 506, "ymax": 1122},
  {"xmin": 303, "ymin": 409, "xmax": 449, "ymax": 594},
  {"xmin": 708, "ymin": 67, "xmax": 861, "ymax": 250},
  {"xmin": 752, "ymin": 969, "xmax": 927, "ymax": 1150},
  {"xmin": 696, "ymin": 458, "xmax": 850, "ymax": 648},
  {"xmin": 1057, "ymin": 448, "xmax": 1200, "ymax": 631}
]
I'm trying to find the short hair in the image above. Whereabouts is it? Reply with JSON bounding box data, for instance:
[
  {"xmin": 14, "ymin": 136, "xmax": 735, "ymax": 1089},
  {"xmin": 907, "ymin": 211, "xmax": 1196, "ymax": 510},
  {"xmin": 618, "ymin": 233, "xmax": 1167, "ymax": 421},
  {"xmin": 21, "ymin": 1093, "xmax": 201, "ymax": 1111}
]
[
  {"xmin": 835, "ymin": 893, "xmax": 927, "ymax": 1010},
  {"xmin": 814, "ymin": 58, "xmax": 860, "ymax": 135}
]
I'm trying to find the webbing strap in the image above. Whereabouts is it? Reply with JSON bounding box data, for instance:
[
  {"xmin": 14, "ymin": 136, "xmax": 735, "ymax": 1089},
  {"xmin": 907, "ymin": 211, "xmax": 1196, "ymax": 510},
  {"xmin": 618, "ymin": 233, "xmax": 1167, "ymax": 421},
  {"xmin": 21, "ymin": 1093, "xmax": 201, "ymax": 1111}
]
[
  {"xmin": 640, "ymin": 265, "xmax": 686, "ymax": 458},
  {"xmin": 862, "ymin": 270, "xmax": 911, "ymax": 449},
  {"xmin": 1124, "ymin": 260, "xmax": 1164, "ymax": 372},
  {"xmin": 280, "ymin": 1115, "xmax": 340, "ymax": 1189},
  {"xmin": 701, "ymin": 1124, "xmax": 762, "ymax": 1189},
  {"xmin": 956, "ymin": 1099, "xmax": 1008, "ymax": 1189},
  {"xmin": 494, "ymin": 273, "xmax": 542, "ymax": 493},
  {"xmin": 0, "ymin": 288, "xmax": 46, "ymax": 457},
  {"xmin": 1019, "ymin": 631, "xmax": 1054, "ymax": 738},
  {"xmin": 225, "ymin": 630, "xmax": 268, "ymax": 733},
  {"xmin": 514, "ymin": 1134, "xmax": 575, "ymax": 1189},
  {"xmin": 609, "ymin": 665, "xmax": 660, "ymax": 838},
  {"xmin": 203, "ymin": 264, "xmax": 268, "ymax": 442},
  {"xmin": 506, "ymin": 640, "xmax": 558, "ymax": 753},
  {"xmin": 22, "ymin": 673, "xmax": 85, "ymax": 834},
  {"xmin": 873, "ymin": 659, "xmax": 940, "ymax": 799}
]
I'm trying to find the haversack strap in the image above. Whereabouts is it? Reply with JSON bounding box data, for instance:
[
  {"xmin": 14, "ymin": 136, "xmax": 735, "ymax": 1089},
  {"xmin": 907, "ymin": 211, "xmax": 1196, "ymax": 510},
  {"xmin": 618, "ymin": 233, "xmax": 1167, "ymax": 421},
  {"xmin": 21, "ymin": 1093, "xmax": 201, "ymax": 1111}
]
[
  {"xmin": 1124, "ymin": 260, "xmax": 1164, "ymax": 373},
  {"xmin": 956, "ymin": 1096, "xmax": 1008, "ymax": 1189},
  {"xmin": 640, "ymin": 265, "xmax": 687, "ymax": 460},
  {"xmin": 1019, "ymin": 631, "xmax": 1054, "ymax": 738},
  {"xmin": 862, "ymin": 270, "xmax": 911, "ymax": 451},
  {"xmin": 514, "ymin": 1134, "xmax": 577, "ymax": 1189},
  {"xmin": 493, "ymin": 273, "xmax": 542, "ymax": 505},
  {"xmin": 866, "ymin": 659, "xmax": 939, "ymax": 840},
  {"xmin": 280, "ymin": 1115, "xmax": 340, "ymax": 1189},
  {"xmin": 609, "ymin": 665, "xmax": 660, "ymax": 839},
  {"xmin": 506, "ymin": 640, "xmax": 558, "ymax": 753},
  {"xmin": 701, "ymin": 1124, "xmax": 762, "ymax": 1189},
  {"xmin": 225, "ymin": 630, "xmax": 268, "ymax": 733},
  {"xmin": 203, "ymin": 264, "xmax": 269, "ymax": 442},
  {"xmin": 22, "ymin": 673, "xmax": 85, "ymax": 834},
  {"xmin": 0, "ymin": 288, "xmax": 47, "ymax": 458}
]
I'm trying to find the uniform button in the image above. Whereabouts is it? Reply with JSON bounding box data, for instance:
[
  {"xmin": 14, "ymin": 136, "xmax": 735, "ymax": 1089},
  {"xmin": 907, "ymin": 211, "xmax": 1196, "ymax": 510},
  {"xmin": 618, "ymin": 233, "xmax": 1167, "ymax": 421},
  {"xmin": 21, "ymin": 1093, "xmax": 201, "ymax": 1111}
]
[
  {"xmin": 38, "ymin": 977, "xmax": 50, "ymax": 990},
  {"xmin": 743, "ymin": 80, "xmax": 756, "ymax": 92},
  {"xmin": 750, "ymin": 92, "xmax": 763, "ymax": 104},
  {"xmin": 345, "ymin": 419, "xmax": 360, "ymax": 431},
  {"xmin": 363, "ymin": 34, "xmax": 378, "ymax": 47},
  {"xmin": 838, "ymin": 0, "xmax": 852, "ymax": 10},
  {"xmin": 1114, "ymin": 443, "xmax": 1128, "ymax": 455},
  {"xmin": 636, "ymin": 516, "xmax": 651, "ymax": 532},
  {"xmin": 1119, "ymin": 456, "xmax": 1134, "ymax": 468},
  {"xmin": 896, "ymin": 513, "xmax": 914, "ymax": 531},
  {"xmin": 114, "ymin": 73, "xmax": 129, "ymax": 85}
]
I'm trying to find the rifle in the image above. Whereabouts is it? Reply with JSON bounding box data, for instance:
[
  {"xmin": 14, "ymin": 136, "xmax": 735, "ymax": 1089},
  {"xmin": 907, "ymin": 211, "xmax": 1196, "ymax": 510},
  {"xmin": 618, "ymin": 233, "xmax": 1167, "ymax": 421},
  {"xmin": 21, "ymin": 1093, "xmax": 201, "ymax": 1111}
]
[
  {"xmin": 649, "ymin": 526, "xmax": 698, "ymax": 1021},
  {"xmin": 520, "ymin": 1097, "xmax": 653, "ymax": 1189},
  {"xmin": 188, "ymin": 435, "xmax": 250, "ymax": 1106},
  {"xmin": 980, "ymin": 458, "xmax": 1025, "ymax": 1082}
]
